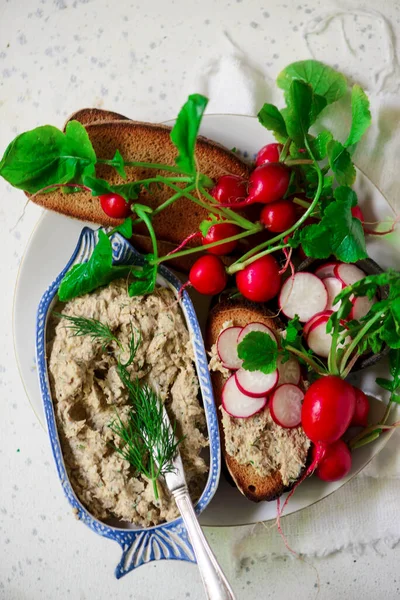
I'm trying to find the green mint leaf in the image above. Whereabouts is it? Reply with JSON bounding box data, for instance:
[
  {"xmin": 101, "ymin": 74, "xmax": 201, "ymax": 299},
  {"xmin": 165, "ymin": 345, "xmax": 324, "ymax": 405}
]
[
  {"xmin": 257, "ymin": 103, "xmax": 288, "ymax": 142},
  {"xmin": 83, "ymin": 175, "xmax": 140, "ymax": 202},
  {"xmin": 375, "ymin": 377, "xmax": 394, "ymax": 392},
  {"xmin": 284, "ymin": 316, "xmax": 303, "ymax": 344},
  {"xmin": 392, "ymin": 393, "xmax": 400, "ymax": 404},
  {"xmin": 283, "ymin": 80, "xmax": 313, "ymax": 145},
  {"xmin": 299, "ymin": 223, "xmax": 333, "ymax": 259},
  {"xmin": 170, "ymin": 94, "xmax": 208, "ymax": 175},
  {"xmin": 344, "ymin": 85, "xmax": 371, "ymax": 148},
  {"xmin": 381, "ymin": 316, "xmax": 400, "ymax": 349},
  {"xmin": 199, "ymin": 214, "xmax": 220, "ymax": 237},
  {"xmin": 300, "ymin": 186, "xmax": 367, "ymax": 262},
  {"xmin": 308, "ymin": 131, "xmax": 333, "ymax": 160},
  {"xmin": 58, "ymin": 230, "xmax": 131, "ymax": 302},
  {"xmin": 237, "ymin": 331, "xmax": 278, "ymax": 375},
  {"xmin": 277, "ymin": 60, "xmax": 347, "ymax": 105},
  {"xmin": 327, "ymin": 140, "xmax": 356, "ymax": 186},
  {"xmin": 0, "ymin": 120, "xmax": 96, "ymax": 193},
  {"xmin": 113, "ymin": 218, "xmax": 133, "ymax": 238},
  {"xmin": 128, "ymin": 258, "xmax": 157, "ymax": 297},
  {"xmin": 112, "ymin": 150, "xmax": 127, "ymax": 179},
  {"xmin": 389, "ymin": 349, "xmax": 400, "ymax": 384}
]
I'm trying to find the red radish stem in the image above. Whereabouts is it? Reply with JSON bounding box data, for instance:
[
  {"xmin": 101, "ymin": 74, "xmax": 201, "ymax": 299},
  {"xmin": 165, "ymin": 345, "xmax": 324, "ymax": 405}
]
[
  {"xmin": 166, "ymin": 232, "xmax": 202, "ymax": 255},
  {"xmin": 277, "ymin": 442, "xmax": 326, "ymax": 519},
  {"xmin": 279, "ymin": 247, "xmax": 294, "ymax": 276},
  {"xmin": 360, "ymin": 214, "xmax": 400, "ymax": 236},
  {"xmin": 275, "ymin": 498, "xmax": 321, "ymax": 597},
  {"xmin": 178, "ymin": 280, "xmax": 192, "ymax": 299}
]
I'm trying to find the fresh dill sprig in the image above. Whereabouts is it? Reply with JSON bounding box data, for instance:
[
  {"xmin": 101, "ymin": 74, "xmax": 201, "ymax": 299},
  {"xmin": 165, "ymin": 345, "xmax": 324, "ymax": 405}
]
[
  {"xmin": 110, "ymin": 362, "xmax": 184, "ymax": 500},
  {"xmin": 54, "ymin": 312, "xmax": 122, "ymax": 352}
]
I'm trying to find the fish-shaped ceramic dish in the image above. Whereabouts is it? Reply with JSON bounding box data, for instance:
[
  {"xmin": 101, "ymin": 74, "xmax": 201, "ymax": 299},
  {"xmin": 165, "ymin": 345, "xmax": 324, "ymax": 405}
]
[{"xmin": 36, "ymin": 227, "xmax": 221, "ymax": 578}]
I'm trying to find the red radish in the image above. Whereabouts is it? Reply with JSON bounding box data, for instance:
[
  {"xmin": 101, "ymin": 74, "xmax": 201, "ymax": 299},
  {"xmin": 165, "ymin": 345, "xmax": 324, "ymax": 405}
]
[
  {"xmin": 303, "ymin": 310, "xmax": 333, "ymax": 337},
  {"xmin": 351, "ymin": 205, "xmax": 365, "ymax": 223},
  {"xmin": 351, "ymin": 388, "xmax": 370, "ymax": 427},
  {"xmin": 235, "ymin": 367, "xmax": 278, "ymax": 398},
  {"xmin": 350, "ymin": 295, "xmax": 376, "ymax": 320},
  {"xmin": 255, "ymin": 143, "xmax": 283, "ymax": 166},
  {"xmin": 270, "ymin": 384, "xmax": 304, "ymax": 428},
  {"xmin": 211, "ymin": 175, "xmax": 248, "ymax": 207},
  {"xmin": 306, "ymin": 315, "xmax": 333, "ymax": 358},
  {"xmin": 216, "ymin": 326, "xmax": 243, "ymax": 370},
  {"xmin": 277, "ymin": 356, "xmax": 301, "ymax": 385},
  {"xmin": 201, "ymin": 222, "xmax": 240, "ymax": 255},
  {"xmin": 189, "ymin": 255, "xmax": 227, "ymax": 295},
  {"xmin": 247, "ymin": 163, "xmax": 291, "ymax": 204},
  {"xmin": 323, "ymin": 277, "xmax": 343, "ymax": 312},
  {"xmin": 237, "ymin": 322, "xmax": 277, "ymax": 345},
  {"xmin": 100, "ymin": 193, "xmax": 132, "ymax": 219},
  {"xmin": 260, "ymin": 200, "xmax": 297, "ymax": 233},
  {"xmin": 334, "ymin": 263, "xmax": 366, "ymax": 287},
  {"xmin": 222, "ymin": 374, "xmax": 267, "ymax": 418},
  {"xmin": 236, "ymin": 254, "xmax": 281, "ymax": 302},
  {"xmin": 278, "ymin": 272, "xmax": 328, "ymax": 322},
  {"xmin": 313, "ymin": 440, "xmax": 352, "ymax": 482},
  {"xmin": 301, "ymin": 376, "xmax": 356, "ymax": 444},
  {"xmin": 315, "ymin": 262, "xmax": 340, "ymax": 280}
]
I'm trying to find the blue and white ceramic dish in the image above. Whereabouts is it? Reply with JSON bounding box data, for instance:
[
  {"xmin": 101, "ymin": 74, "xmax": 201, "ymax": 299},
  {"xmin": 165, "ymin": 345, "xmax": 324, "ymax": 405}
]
[{"xmin": 36, "ymin": 227, "xmax": 221, "ymax": 578}]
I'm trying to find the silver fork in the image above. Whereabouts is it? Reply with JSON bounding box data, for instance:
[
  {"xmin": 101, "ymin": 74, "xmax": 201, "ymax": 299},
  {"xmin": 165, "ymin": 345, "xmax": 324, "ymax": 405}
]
[{"xmin": 157, "ymin": 409, "xmax": 236, "ymax": 600}]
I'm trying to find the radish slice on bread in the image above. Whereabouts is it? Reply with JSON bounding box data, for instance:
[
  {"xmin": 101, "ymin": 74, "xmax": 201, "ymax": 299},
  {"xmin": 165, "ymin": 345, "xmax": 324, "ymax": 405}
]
[
  {"xmin": 217, "ymin": 326, "xmax": 243, "ymax": 370},
  {"xmin": 235, "ymin": 367, "xmax": 278, "ymax": 398},
  {"xmin": 279, "ymin": 273, "xmax": 328, "ymax": 322},
  {"xmin": 323, "ymin": 276, "xmax": 344, "ymax": 311},
  {"xmin": 277, "ymin": 355, "xmax": 301, "ymax": 385},
  {"xmin": 270, "ymin": 384, "xmax": 304, "ymax": 428},
  {"xmin": 237, "ymin": 322, "xmax": 277, "ymax": 344},
  {"xmin": 222, "ymin": 374, "xmax": 268, "ymax": 418}
]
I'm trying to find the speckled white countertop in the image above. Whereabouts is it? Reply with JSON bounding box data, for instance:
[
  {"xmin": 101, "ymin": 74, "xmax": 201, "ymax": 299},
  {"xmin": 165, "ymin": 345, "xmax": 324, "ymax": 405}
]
[{"xmin": 1, "ymin": 0, "xmax": 400, "ymax": 598}]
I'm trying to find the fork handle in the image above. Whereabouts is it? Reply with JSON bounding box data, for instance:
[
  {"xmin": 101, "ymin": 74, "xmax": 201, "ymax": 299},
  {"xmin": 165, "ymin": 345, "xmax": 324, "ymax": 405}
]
[{"xmin": 173, "ymin": 487, "xmax": 236, "ymax": 600}]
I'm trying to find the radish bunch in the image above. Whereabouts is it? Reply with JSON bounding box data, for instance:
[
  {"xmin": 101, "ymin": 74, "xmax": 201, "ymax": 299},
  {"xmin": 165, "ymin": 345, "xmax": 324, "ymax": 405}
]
[
  {"xmin": 278, "ymin": 262, "xmax": 376, "ymax": 358},
  {"xmin": 217, "ymin": 322, "xmax": 303, "ymax": 427},
  {"xmin": 301, "ymin": 375, "xmax": 370, "ymax": 482}
]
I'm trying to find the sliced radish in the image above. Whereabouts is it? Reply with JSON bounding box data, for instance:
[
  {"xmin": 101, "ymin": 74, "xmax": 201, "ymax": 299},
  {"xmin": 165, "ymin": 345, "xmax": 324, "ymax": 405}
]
[
  {"xmin": 306, "ymin": 316, "xmax": 351, "ymax": 358},
  {"xmin": 222, "ymin": 375, "xmax": 267, "ymax": 418},
  {"xmin": 350, "ymin": 295, "xmax": 376, "ymax": 320},
  {"xmin": 237, "ymin": 322, "xmax": 277, "ymax": 345},
  {"xmin": 270, "ymin": 384, "xmax": 304, "ymax": 428},
  {"xmin": 235, "ymin": 367, "xmax": 278, "ymax": 398},
  {"xmin": 306, "ymin": 316, "xmax": 332, "ymax": 358},
  {"xmin": 334, "ymin": 263, "xmax": 365, "ymax": 287},
  {"xmin": 277, "ymin": 356, "xmax": 301, "ymax": 385},
  {"xmin": 217, "ymin": 326, "xmax": 243, "ymax": 370},
  {"xmin": 315, "ymin": 262, "xmax": 340, "ymax": 280},
  {"xmin": 279, "ymin": 273, "xmax": 328, "ymax": 322},
  {"xmin": 323, "ymin": 277, "xmax": 344, "ymax": 312},
  {"xmin": 303, "ymin": 310, "xmax": 333, "ymax": 337}
]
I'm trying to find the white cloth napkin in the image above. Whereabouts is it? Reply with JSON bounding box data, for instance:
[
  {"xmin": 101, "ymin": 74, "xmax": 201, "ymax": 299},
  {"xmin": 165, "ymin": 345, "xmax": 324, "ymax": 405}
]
[{"xmin": 191, "ymin": 10, "xmax": 400, "ymax": 564}]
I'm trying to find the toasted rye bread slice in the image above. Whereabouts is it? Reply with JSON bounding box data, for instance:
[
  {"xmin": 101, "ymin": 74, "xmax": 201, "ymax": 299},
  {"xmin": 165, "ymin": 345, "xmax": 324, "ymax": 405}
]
[
  {"xmin": 28, "ymin": 114, "xmax": 251, "ymax": 237},
  {"xmin": 28, "ymin": 109, "xmax": 251, "ymax": 272},
  {"xmin": 206, "ymin": 299, "xmax": 307, "ymax": 502}
]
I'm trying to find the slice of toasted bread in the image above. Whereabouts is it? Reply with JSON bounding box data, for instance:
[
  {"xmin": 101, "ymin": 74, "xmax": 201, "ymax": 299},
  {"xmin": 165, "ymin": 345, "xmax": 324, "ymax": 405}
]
[
  {"xmin": 64, "ymin": 108, "xmax": 130, "ymax": 128},
  {"xmin": 29, "ymin": 114, "xmax": 251, "ymax": 237},
  {"xmin": 206, "ymin": 299, "xmax": 308, "ymax": 502}
]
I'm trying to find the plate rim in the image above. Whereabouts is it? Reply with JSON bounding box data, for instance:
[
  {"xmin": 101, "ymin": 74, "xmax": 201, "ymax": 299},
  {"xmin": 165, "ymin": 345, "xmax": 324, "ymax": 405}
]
[{"xmin": 12, "ymin": 112, "xmax": 398, "ymax": 528}]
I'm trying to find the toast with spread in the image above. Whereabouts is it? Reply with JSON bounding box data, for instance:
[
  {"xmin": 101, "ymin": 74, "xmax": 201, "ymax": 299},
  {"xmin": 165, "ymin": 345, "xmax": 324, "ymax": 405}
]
[{"xmin": 206, "ymin": 299, "xmax": 310, "ymax": 502}]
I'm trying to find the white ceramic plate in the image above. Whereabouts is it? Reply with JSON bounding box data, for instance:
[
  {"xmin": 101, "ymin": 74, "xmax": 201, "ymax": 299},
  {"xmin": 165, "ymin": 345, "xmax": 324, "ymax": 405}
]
[{"xmin": 13, "ymin": 114, "xmax": 400, "ymax": 527}]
